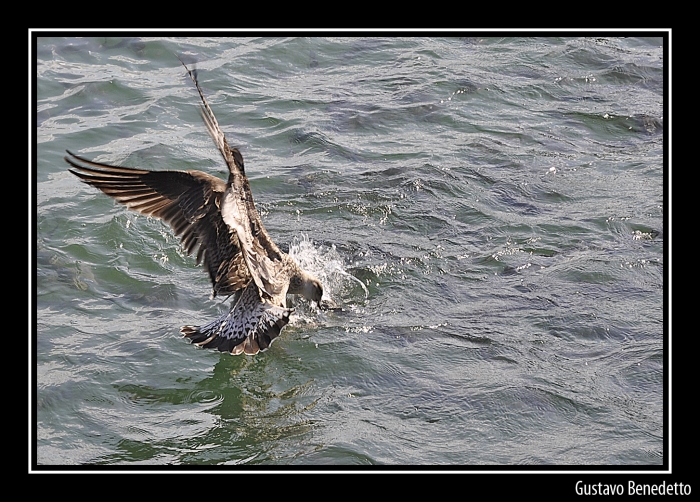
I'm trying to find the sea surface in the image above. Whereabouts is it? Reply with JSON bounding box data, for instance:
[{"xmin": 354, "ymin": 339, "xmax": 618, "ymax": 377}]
[{"xmin": 35, "ymin": 35, "xmax": 666, "ymax": 467}]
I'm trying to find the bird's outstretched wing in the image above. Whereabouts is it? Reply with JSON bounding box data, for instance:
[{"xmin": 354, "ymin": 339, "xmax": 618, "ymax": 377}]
[
  {"xmin": 65, "ymin": 151, "xmax": 250, "ymax": 297},
  {"xmin": 179, "ymin": 59, "xmax": 290, "ymax": 301}
]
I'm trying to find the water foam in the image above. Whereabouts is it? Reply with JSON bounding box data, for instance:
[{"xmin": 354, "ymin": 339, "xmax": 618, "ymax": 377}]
[{"xmin": 288, "ymin": 235, "xmax": 368, "ymax": 312}]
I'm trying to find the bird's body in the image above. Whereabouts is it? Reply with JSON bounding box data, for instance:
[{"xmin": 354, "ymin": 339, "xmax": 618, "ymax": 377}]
[{"xmin": 66, "ymin": 61, "xmax": 323, "ymax": 355}]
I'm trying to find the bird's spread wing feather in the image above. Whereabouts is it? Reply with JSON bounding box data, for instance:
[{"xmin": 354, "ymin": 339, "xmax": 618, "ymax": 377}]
[
  {"xmin": 65, "ymin": 151, "xmax": 250, "ymax": 297},
  {"xmin": 180, "ymin": 60, "xmax": 289, "ymax": 300}
]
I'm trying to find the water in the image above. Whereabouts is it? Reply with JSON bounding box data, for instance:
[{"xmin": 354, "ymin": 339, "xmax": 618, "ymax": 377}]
[{"xmin": 35, "ymin": 36, "xmax": 665, "ymax": 466}]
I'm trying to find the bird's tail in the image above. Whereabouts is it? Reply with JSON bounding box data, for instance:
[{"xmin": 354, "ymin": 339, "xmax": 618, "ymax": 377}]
[{"xmin": 181, "ymin": 283, "xmax": 292, "ymax": 355}]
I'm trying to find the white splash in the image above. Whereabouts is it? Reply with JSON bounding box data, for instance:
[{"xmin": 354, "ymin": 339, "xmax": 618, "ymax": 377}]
[{"xmin": 288, "ymin": 235, "xmax": 369, "ymax": 310}]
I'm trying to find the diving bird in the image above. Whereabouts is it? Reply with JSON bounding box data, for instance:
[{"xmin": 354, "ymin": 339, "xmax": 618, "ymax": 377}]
[{"xmin": 66, "ymin": 60, "xmax": 324, "ymax": 355}]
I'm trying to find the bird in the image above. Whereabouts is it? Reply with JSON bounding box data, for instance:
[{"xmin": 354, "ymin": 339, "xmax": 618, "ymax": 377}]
[{"xmin": 65, "ymin": 60, "xmax": 324, "ymax": 355}]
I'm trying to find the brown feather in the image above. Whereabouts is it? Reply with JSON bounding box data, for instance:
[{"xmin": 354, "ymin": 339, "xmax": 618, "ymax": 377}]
[{"xmin": 66, "ymin": 151, "xmax": 250, "ymax": 297}]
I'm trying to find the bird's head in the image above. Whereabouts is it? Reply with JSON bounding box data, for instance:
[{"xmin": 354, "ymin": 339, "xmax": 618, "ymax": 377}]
[{"xmin": 303, "ymin": 276, "xmax": 324, "ymax": 305}]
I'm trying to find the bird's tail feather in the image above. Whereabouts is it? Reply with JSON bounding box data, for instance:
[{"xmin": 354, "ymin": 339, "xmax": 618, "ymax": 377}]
[{"xmin": 181, "ymin": 283, "xmax": 292, "ymax": 355}]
